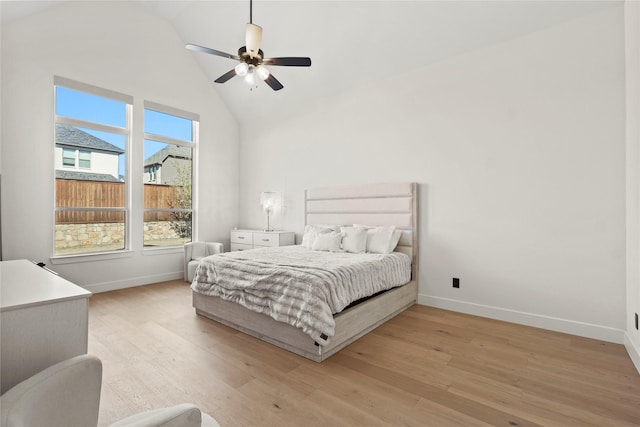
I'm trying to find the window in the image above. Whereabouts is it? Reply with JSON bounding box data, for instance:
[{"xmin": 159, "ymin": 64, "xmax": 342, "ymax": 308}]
[
  {"xmin": 143, "ymin": 102, "xmax": 197, "ymax": 248},
  {"xmin": 79, "ymin": 150, "xmax": 91, "ymax": 168},
  {"xmin": 54, "ymin": 77, "xmax": 132, "ymax": 256},
  {"xmin": 61, "ymin": 149, "xmax": 92, "ymax": 169},
  {"xmin": 62, "ymin": 148, "xmax": 75, "ymax": 167}
]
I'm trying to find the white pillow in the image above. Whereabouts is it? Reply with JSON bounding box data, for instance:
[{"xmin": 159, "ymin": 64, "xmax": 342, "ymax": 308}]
[
  {"xmin": 354, "ymin": 224, "xmax": 402, "ymax": 254},
  {"xmin": 388, "ymin": 229, "xmax": 403, "ymax": 252},
  {"xmin": 312, "ymin": 231, "xmax": 343, "ymax": 252},
  {"xmin": 310, "ymin": 224, "xmax": 341, "ymax": 232},
  {"xmin": 340, "ymin": 226, "xmax": 368, "ymax": 253},
  {"xmin": 301, "ymin": 225, "xmax": 334, "ymax": 249}
]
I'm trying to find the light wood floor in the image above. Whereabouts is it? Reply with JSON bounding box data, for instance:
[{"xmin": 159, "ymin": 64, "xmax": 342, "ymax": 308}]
[{"xmin": 89, "ymin": 280, "xmax": 640, "ymax": 427}]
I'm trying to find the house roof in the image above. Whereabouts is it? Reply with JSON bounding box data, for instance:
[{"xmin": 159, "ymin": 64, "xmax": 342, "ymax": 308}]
[
  {"xmin": 144, "ymin": 145, "xmax": 192, "ymax": 167},
  {"xmin": 55, "ymin": 170, "xmax": 122, "ymax": 182},
  {"xmin": 56, "ymin": 123, "xmax": 124, "ymax": 154}
]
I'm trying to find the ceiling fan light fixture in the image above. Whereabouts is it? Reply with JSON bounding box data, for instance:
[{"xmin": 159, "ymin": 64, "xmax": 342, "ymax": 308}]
[
  {"xmin": 244, "ymin": 67, "xmax": 256, "ymax": 86},
  {"xmin": 186, "ymin": 0, "xmax": 311, "ymax": 91},
  {"xmin": 234, "ymin": 62, "xmax": 249, "ymax": 76},
  {"xmin": 256, "ymin": 66, "xmax": 270, "ymax": 81},
  {"xmin": 246, "ymin": 23, "xmax": 262, "ymax": 58}
]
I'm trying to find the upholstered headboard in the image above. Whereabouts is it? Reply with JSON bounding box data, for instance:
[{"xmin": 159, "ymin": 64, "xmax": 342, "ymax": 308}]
[{"xmin": 305, "ymin": 182, "xmax": 418, "ymax": 280}]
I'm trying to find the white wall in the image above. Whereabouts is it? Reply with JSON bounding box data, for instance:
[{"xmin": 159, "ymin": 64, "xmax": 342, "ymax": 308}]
[
  {"xmin": 1, "ymin": 1, "xmax": 239, "ymax": 290},
  {"xmin": 625, "ymin": 0, "xmax": 640, "ymax": 371},
  {"xmin": 239, "ymin": 7, "xmax": 627, "ymax": 342}
]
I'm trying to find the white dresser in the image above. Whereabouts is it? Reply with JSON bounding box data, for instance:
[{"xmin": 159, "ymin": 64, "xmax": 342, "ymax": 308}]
[
  {"xmin": 0, "ymin": 260, "xmax": 92, "ymax": 393},
  {"xmin": 230, "ymin": 229, "xmax": 295, "ymax": 251}
]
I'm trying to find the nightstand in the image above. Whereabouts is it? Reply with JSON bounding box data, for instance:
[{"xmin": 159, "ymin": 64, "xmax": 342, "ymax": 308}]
[{"xmin": 230, "ymin": 229, "xmax": 295, "ymax": 251}]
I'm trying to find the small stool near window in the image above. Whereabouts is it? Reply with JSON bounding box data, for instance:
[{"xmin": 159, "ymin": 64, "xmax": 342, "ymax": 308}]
[{"xmin": 184, "ymin": 242, "xmax": 223, "ymax": 282}]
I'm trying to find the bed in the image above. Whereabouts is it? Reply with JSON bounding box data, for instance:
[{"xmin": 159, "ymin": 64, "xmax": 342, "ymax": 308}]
[{"xmin": 191, "ymin": 182, "xmax": 418, "ymax": 362}]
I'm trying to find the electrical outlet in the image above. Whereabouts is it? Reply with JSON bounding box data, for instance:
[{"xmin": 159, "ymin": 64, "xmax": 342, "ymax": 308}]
[{"xmin": 453, "ymin": 277, "xmax": 460, "ymax": 289}]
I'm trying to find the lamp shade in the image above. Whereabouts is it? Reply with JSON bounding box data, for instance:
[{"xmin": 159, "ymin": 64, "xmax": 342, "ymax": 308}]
[
  {"xmin": 260, "ymin": 191, "xmax": 279, "ymax": 232},
  {"xmin": 256, "ymin": 66, "xmax": 270, "ymax": 81},
  {"xmin": 260, "ymin": 191, "xmax": 278, "ymax": 214},
  {"xmin": 244, "ymin": 68, "xmax": 256, "ymax": 86},
  {"xmin": 234, "ymin": 62, "xmax": 249, "ymax": 76}
]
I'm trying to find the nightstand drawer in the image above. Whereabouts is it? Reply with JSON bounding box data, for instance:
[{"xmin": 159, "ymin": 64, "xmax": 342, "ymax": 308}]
[
  {"xmin": 230, "ymin": 243, "xmax": 253, "ymax": 251},
  {"xmin": 230, "ymin": 229, "xmax": 295, "ymax": 251},
  {"xmin": 253, "ymin": 232, "xmax": 280, "ymax": 247},
  {"xmin": 230, "ymin": 231, "xmax": 253, "ymax": 245}
]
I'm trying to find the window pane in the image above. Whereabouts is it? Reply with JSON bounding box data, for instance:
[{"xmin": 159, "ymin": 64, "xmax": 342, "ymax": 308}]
[
  {"xmin": 144, "ymin": 109, "xmax": 192, "ymax": 141},
  {"xmin": 55, "ymin": 210, "xmax": 125, "ymax": 255},
  {"xmin": 56, "ymin": 86, "xmax": 126, "ymax": 127},
  {"xmin": 63, "ymin": 148, "xmax": 75, "ymax": 166},
  {"xmin": 143, "ymin": 139, "xmax": 192, "ymax": 247},
  {"xmin": 79, "ymin": 150, "xmax": 91, "ymax": 168},
  {"xmin": 56, "ymin": 123, "xmax": 125, "ymax": 181},
  {"xmin": 54, "ymin": 80, "xmax": 131, "ymax": 257}
]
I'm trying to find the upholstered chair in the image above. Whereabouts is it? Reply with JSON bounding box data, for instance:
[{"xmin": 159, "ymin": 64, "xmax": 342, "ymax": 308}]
[
  {"xmin": 0, "ymin": 355, "xmax": 220, "ymax": 427},
  {"xmin": 184, "ymin": 242, "xmax": 224, "ymax": 282}
]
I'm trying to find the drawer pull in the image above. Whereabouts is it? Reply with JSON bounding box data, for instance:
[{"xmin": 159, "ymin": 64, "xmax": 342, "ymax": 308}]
[
  {"xmin": 238, "ymin": 236, "xmax": 245, "ymax": 240},
  {"xmin": 262, "ymin": 238, "xmax": 270, "ymax": 242}
]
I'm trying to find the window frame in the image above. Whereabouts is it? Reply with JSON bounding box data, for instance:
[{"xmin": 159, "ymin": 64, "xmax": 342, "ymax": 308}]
[
  {"xmin": 52, "ymin": 76, "xmax": 133, "ymax": 259},
  {"xmin": 142, "ymin": 101, "xmax": 199, "ymax": 250}
]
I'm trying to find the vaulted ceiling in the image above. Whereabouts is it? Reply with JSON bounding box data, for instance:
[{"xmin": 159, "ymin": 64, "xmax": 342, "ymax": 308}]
[{"xmin": 1, "ymin": 1, "xmax": 619, "ymax": 125}]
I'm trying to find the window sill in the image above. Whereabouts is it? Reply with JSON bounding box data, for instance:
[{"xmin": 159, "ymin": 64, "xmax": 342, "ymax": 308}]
[{"xmin": 50, "ymin": 250, "xmax": 133, "ymax": 265}]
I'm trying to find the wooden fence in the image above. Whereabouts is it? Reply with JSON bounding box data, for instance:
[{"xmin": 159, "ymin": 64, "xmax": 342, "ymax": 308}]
[{"xmin": 55, "ymin": 179, "xmax": 179, "ymax": 224}]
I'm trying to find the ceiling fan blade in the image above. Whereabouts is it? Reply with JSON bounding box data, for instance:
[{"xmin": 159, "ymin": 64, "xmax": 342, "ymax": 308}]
[
  {"xmin": 214, "ymin": 69, "xmax": 237, "ymax": 84},
  {"xmin": 186, "ymin": 43, "xmax": 240, "ymax": 61},
  {"xmin": 245, "ymin": 23, "xmax": 262, "ymax": 58},
  {"xmin": 263, "ymin": 57, "xmax": 311, "ymax": 67},
  {"xmin": 263, "ymin": 74, "xmax": 284, "ymax": 91}
]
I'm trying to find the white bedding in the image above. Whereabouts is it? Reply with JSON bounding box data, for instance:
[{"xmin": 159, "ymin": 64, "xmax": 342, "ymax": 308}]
[{"xmin": 191, "ymin": 245, "xmax": 411, "ymax": 346}]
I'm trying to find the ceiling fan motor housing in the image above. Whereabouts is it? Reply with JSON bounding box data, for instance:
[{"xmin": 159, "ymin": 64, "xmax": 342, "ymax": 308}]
[{"xmin": 238, "ymin": 46, "xmax": 264, "ymax": 65}]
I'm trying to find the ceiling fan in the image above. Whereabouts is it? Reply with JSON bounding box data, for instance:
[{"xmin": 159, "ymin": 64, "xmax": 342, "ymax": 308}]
[{"xmin": 186, "ymin": 0, "xmax": 311, "ymax": 91}]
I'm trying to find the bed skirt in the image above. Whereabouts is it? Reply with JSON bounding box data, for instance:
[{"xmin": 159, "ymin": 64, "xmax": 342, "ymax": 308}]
[{"xmin": 192, "ymin": 280, "xmax": 417, "ymax": 362}]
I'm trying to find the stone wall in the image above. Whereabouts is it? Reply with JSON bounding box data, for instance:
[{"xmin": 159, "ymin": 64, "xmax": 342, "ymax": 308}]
[
  {"xmin": 55, "ymin": 221, "xmax": 183, "ymax": 252},
  {"xmin": 143, "ymin": 221, "xmax": 182, "ymax": 243}
]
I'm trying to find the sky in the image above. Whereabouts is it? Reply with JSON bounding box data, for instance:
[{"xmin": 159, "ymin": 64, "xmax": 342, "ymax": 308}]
[{"xmin": 55, "ymin": 86, "xmax": 193, "ymax": 178}]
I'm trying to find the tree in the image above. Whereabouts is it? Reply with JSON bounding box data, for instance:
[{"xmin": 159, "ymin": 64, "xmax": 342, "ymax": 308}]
[{"xmin": 168, "ymin": 162, "xmax": 192, "ymax": 239}]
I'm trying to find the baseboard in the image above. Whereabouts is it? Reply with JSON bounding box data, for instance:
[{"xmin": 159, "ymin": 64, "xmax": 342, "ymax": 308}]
[
  {"xmin": 83, "ymin": 271, "xmax": 184, "ymax": 293},
  {"xmin": 418, "ymin": 294, "xmax": 625, "ymax": 344},
  {"xmin": 625, "ymin": 333, "xmax": 640, "ymax": 375}
]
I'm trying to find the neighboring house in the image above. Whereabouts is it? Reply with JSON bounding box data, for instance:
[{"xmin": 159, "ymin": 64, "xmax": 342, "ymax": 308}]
[
  {"xmin": 55, "ymin": 123, "xmax": 123, "ymax": 182},
  {"xmin": 143, "ymin": 145, "xmax": 191, "ymax": 185}
]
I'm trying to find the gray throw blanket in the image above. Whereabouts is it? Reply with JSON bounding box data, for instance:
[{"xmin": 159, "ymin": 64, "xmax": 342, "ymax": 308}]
[{"xmin": 191, "ymin": 246, "xmax": 411, "ymax": 346}]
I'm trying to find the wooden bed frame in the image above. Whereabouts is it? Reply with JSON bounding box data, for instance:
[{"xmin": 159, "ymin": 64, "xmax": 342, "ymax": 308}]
[{"xmin": 192, "ymin": 182, "xmax": 418, "ymax": 362}]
